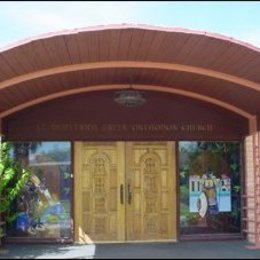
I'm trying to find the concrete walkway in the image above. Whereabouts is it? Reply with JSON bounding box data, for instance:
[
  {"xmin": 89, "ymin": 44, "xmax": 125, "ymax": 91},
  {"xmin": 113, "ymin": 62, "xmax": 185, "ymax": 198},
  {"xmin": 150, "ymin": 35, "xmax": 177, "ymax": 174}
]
[{"xmin": 1, "ymin": 240, "xmax": 260, "ymax": 259}]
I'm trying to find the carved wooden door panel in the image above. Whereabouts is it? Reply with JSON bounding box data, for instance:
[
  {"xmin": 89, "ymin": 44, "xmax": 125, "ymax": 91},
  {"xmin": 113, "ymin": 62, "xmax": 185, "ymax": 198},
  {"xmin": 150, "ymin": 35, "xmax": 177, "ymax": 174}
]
[
  {"xmin": 74, "ymin": 142, "xmax": 125, "ymax": 243},
  {"xmin": 125, "ymin": 142, "xmax": 177, "ymax": 241},
  {"xmin": 74, "ymin": 141, "xmax": 176, "ymax": 243}
]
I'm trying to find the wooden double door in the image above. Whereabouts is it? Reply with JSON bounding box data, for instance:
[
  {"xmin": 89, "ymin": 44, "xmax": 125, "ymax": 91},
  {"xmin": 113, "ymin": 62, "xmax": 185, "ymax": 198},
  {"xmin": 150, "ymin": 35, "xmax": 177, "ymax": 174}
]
[{"xmin": 74, "ymin": 141, "xmax": 177, "ymax": 243}]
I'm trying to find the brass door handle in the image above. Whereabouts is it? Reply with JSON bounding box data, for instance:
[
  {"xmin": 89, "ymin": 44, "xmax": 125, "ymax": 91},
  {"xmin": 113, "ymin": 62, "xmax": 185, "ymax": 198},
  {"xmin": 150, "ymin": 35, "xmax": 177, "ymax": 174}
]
[
  {"xmin": 128, "ymin": 183, "xmax": 132, "ymax": 204},
  {"xmin": 120, "ymin": 184, "xmax": 124, "ymax": 204}
]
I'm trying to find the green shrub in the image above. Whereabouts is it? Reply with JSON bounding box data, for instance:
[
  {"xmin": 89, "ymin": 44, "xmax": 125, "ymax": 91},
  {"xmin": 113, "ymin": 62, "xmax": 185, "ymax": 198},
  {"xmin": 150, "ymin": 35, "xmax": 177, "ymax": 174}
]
[{"xmin": 0, "ymin": 142, "xmax": 31, "ymax": 238}]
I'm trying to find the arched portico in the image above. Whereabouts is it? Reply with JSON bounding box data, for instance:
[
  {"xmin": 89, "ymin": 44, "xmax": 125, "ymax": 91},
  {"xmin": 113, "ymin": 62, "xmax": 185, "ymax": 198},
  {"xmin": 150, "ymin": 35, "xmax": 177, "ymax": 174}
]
[{"xmin": 0, "ymin": 24, "xmax": 259, "ymax": 244}]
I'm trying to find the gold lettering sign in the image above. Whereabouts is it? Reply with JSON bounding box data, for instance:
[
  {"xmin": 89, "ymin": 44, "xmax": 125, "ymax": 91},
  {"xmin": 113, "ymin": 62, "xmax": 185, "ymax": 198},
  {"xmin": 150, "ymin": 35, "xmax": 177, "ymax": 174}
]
[{"xmin": 36, "ymin": 123, "xmax": 214, "ymax": 133}]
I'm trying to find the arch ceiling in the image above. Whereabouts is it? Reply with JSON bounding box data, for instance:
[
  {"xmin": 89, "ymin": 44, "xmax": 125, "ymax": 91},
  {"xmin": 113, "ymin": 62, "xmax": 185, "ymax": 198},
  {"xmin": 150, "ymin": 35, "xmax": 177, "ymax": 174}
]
[{"xmin": 0, "ymin": 24, "xmax": 260, "ymax": 122}]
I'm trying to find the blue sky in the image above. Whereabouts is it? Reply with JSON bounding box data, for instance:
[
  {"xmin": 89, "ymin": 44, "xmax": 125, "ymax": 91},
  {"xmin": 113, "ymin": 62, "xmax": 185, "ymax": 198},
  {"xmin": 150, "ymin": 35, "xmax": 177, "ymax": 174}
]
[{"xmin": 1, "ymin": 1, "xmax": 260, "ymax": 48}]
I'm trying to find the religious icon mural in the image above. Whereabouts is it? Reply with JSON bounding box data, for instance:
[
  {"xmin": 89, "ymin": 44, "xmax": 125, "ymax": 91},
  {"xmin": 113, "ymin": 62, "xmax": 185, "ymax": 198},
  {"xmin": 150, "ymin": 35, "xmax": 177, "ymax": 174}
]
[
  {"xmin": 179, "ymin": 141, "xmax": 241, "ymax": 235},
  {"xmin": 189, "ymin": 171, "xmax": 231, "ymax": 218}
]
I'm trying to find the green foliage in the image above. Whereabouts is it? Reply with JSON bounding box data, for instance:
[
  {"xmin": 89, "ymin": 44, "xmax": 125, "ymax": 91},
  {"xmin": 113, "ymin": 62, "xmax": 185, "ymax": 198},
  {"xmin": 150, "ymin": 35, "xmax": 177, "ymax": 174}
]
[
  {"xmin": 233, "ymin": 185, "xmax": 240, "ymax": 193},
  {"xmin": 0, "ymin": 228, "xmax": 4, "ymax": 238},
  {"xmin": 63, "ymin": 172, "xmax": 70, "ymax": 180},
  {"xmin": 180, "ymin": 202, "xmax": 200, "ymax": 226},
  {"xmin": 0, "ymin": 142, "xmax": 31, "ymax": 238}
]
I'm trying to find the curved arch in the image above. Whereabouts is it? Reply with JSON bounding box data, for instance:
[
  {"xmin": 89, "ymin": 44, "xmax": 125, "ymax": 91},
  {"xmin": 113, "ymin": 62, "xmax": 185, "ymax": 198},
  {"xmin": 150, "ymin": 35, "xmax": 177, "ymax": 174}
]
[
  {"xmin": 0, "ymin": 83, "xmax": 254, "ymax": 120},
  {"xmin": 140, "ymin": 151, "xmax": 162, "ymax": 167},
  {"xmin": 89, "ymin": 151, "xmax": 111, "ymax": 168},
  {"xmin": 1, "ymin": 24, "xmax": 260, "ymax": 53},
  {"xmin": 1, "ymin": 61, "xmax": 260, "ymax": 93}
]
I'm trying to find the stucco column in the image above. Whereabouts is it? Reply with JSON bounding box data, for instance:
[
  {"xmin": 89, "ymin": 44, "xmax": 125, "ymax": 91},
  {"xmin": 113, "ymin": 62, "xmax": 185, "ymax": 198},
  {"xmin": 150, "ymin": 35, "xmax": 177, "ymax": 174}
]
[{"xmin": 244, "ymin": 131, "xmax": 260, "ymax": 248}]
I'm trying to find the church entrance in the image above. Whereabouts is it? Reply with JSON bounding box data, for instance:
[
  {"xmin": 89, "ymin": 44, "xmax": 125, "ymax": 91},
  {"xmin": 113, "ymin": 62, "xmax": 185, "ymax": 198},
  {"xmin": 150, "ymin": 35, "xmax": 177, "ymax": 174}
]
[{"xmin": 74, "ymin": 141, "xmax": 177, "ymax": 243}]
